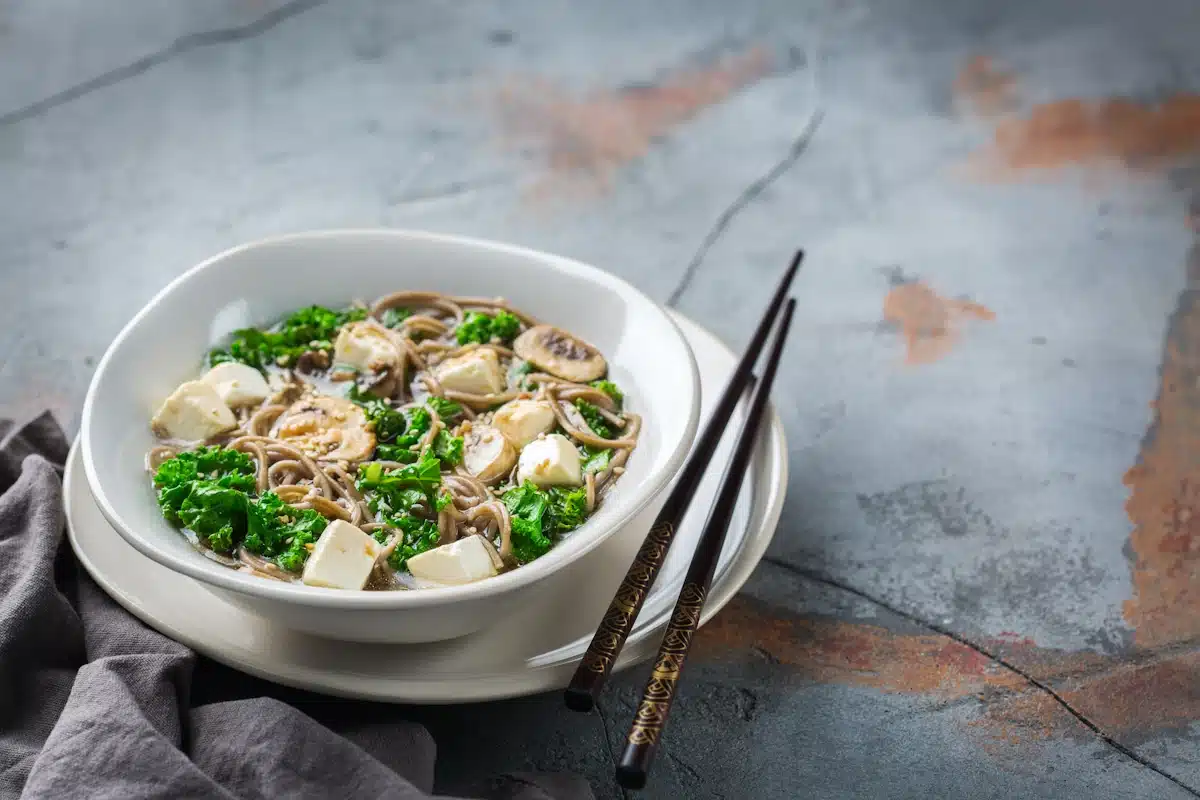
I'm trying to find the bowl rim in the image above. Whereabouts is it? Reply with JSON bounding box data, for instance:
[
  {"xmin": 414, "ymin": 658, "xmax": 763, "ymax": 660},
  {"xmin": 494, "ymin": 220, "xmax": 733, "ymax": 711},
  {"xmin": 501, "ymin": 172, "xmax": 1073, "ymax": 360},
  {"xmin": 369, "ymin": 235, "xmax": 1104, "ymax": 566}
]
[{"xmin": 81, "ymin": 228, "xmax": 701, "ymax": 609}]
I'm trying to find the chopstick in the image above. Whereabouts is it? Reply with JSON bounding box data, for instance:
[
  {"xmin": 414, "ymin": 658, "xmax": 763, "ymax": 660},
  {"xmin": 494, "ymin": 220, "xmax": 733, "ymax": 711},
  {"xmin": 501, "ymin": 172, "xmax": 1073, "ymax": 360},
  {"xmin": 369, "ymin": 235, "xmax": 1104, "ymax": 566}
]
[
  {"xmin": 564, "ymin": 250, "xmax": 803, "ymax": 712},
  {"xmin": 616, "ymin": 297, "xmax": 796, "ymax": 790}
]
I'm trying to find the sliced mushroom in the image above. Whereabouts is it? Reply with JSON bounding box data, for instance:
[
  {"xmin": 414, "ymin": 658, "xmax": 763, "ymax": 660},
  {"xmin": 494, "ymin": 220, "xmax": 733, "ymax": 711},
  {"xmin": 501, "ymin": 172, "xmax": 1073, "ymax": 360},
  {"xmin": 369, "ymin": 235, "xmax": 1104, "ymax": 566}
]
[
  {"xmin": 512, "ymin": 325, "xmax": 607, "ymax": 383},
  {"xmin": 274, "ymin": 395, "xmax": 376, "ymax": 462},
  {"xmin": 463, "ymin": 425, "xmax": 517, "ymax": 483}
]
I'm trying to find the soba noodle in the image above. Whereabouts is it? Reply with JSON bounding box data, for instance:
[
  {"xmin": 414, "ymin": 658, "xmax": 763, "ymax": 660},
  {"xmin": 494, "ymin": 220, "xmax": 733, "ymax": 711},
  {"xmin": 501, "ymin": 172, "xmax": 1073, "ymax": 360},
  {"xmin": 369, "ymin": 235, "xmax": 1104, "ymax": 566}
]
[{"xmin": 146, "ymin": 291, "xmax": 640, "ymax": 590}]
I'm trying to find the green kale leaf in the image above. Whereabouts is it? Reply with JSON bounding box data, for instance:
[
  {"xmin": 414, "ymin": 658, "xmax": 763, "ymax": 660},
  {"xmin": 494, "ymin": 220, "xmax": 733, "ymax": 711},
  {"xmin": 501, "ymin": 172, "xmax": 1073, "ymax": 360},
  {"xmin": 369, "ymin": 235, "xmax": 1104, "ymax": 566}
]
[
  {"xmin": 589, "ymin": 380, "xmax": 624, "ymax": 410},
  {"xmin": 575, "ymin": 399, "xmax": 615, "ymax": 439},
  {"xmin": 209, "ymin": 305, "xmax": 366, "ymax": 370},
  {"xmin": 455, "ymin": 310, "xmax": 523, "ymax": 346}
]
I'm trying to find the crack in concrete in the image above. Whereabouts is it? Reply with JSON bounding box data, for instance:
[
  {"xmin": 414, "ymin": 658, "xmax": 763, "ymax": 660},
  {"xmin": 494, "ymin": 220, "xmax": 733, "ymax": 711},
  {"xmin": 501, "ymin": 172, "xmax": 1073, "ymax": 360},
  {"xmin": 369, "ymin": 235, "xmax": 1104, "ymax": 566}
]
[
  {"xmin": 665, "ymin": 38, "xmax": 825, "ymax": 308},
  {"xmin": 0, "ymin": 0, "xmax": 329, "ymax": 128},
  {"xmin": 594, "ymin": 698, "xmax": 631, "ymax": 800},
  {"xmin": 760, "ymin": 555, "xmax": 1200, "ymax": 798},
  {"xmin": 665, "ymin": 107, "xmax": 824, "ymax": 308}
]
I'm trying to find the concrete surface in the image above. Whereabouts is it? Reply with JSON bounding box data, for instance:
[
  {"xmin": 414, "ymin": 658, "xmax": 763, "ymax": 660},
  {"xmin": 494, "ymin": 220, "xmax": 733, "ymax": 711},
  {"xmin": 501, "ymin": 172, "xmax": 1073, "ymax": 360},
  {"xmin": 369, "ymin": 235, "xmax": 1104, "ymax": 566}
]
[{"xmin": 5, "ymin": 0, "xmax": 1200, "ymax": 797}]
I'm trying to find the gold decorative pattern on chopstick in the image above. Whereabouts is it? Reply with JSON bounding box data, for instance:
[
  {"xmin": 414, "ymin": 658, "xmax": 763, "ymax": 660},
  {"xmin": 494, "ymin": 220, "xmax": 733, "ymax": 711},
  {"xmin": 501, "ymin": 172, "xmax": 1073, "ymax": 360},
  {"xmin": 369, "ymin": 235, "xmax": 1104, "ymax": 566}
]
[
  {"xmin": 578, "ymin": 521, "xmax": 676, "ymax": 675},
  {"xmin": 626, "ymin": 581, "xmax": 707, "ymax": 745}
]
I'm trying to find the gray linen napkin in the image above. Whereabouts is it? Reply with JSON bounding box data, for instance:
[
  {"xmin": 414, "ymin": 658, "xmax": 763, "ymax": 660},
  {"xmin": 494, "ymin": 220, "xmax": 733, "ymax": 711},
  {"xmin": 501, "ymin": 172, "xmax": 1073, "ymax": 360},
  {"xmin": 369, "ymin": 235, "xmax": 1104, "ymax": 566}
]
[{"xmin": 0, "ymin": 414, "xmax": 594, "ymax": 800}]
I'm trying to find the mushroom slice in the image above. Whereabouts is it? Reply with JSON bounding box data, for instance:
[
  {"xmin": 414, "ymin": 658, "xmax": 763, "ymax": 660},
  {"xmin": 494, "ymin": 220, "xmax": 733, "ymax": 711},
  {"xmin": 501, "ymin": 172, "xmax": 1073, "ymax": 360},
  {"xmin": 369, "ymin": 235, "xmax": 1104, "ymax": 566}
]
[
  {"xmin": 512, "ymin": 325, "xmax": 607, "ymax": 383},
  {"xmin": 463, "ymin": 425, "xmax": 517, "ymax": 483},
  {"xmin": 275, "ymin": 394, "xmax": 376, "ymax": 462}
]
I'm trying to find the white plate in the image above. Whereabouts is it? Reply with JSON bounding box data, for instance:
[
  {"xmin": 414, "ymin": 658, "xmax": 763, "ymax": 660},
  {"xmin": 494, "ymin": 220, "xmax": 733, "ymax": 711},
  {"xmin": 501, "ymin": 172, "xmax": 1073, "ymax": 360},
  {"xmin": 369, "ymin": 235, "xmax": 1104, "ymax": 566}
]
[{"xmin": 64, "ymin": 313, "xmax": 788, "ymax": 703}]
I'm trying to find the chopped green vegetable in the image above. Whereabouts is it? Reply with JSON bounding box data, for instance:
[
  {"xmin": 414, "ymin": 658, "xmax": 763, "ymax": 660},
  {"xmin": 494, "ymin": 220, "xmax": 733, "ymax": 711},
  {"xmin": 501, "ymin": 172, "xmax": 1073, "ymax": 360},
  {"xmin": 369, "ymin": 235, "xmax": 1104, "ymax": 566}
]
[
  {"xmin": 244, "ymin": 491, "xmax": 328, "ymax": 572},
  {"xmin": 501, "ymin": 481, "xmax": 590, "ymax": 563},
  {"xmin": 371, "ymin": 515, "xmax": 441, "ymax": 571},
  {"xmin": 357, "ymin": 455, "xmax": 443, "ymax": 511},
  {"xmin": 178, "ymin": 483, "xmax": 248, "ymax": 554},
  {"xmin": 347, "ymin": 384, "xmax": 408, "ymax": 443},
  {"xmin": 590, "ymin": 380, "xmax": 624, "ymax": 410},
  {"xmin": 425, "ymin": 396, "xmax": 463, "ymax": 421},
  {"xmin": 575, "ymin": 400, "xmax": 615, "ymax": 439},
  {"xmin": 455, "ymin": 310, "xmax": 523, "ymax": 346},
  {"xmin": 153, "ymin": 447, "xmax": 331, "ymax": 570},
  {"xmin": 153, "ymin": 447, "xmax": 256, "ymax": 527},
  {"xmin": 432, "ymin": 429, "xmax": 464, "ymax": 467},
  {"xmin": 380, "ymin": 307, "xmax": 412, "ymax": 329},
  {"xmin": 490, "ymin": 310, "xmax": 521, "ymax": 342},
  {"xmin": 435, "ymin": 491, "xmax": 454, "ymax": 512},
  {"xmin": 374, "ymin": 445, "xmax": 419, "ymax": 463},
  {"xmin": 209, "ymin": 305, "xmax": 366, "ymax": 371},
  {"xmin": 580, "ymin": 445, "xmax": 612, "ymax": 475}
]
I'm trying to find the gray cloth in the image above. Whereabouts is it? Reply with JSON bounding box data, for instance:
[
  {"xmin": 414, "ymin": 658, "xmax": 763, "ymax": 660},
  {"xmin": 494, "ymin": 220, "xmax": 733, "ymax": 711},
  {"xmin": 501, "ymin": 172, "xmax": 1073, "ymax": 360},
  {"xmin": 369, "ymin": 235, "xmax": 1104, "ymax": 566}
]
[{"xmin": 0, "ymin": 414, "xmax": 594, "ymax": 800}]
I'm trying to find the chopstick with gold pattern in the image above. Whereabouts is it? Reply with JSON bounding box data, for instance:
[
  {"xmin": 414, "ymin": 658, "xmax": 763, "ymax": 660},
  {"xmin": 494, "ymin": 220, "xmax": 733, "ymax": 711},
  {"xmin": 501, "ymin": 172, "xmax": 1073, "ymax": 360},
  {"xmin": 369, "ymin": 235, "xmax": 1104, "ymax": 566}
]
[
  {"xmin": 616, "ymin": 297, "xmax": 796, "ymax": 790},
  {"xmin": 564, "ymin": 251, "xmax": 803, "ymax": 712}
]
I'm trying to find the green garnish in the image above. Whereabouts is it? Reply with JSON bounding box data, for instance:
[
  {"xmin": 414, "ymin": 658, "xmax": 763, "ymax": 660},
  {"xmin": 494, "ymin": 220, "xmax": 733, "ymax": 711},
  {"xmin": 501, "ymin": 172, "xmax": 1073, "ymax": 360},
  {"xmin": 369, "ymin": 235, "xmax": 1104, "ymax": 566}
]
[
  {"xmin": 455, "ymin": 310, "xmax": 523, "ymax": 346},
  {"xmin": 153, "ymin": 447, "xmax": 329, "ymax": 570},
  {"xmin": 575, "ymin": 399, "xmax": 615, "ymax": 439},
  {"xmin": 244, "ymin": 491, "xmax": 328, "ymax": 572},
  {"xmin": 432, "ymin": 429, "xmax": 464, "ymax": 467},
  {"xmin": 380, "ymin": 307, "xmax": 412, "ymax": 329},
  {"xmin": 425, "ymin": 396, "xmax": 463, "ymax": 421},
  {"xmin": 501, "ymin": 481, "xmax": 590, "ymax": 564},
  {"xmin": 590, "ymin": 380, "xmax": 624, "ymax": 410},
  {"xmin": 581, "ymin": 445, "xmax": 612, "ymax": 475},
  {"xmin": 209, "ymin": 305, "xmax": 366, "ymax": 371},
  {"xmin": 372, "ymin": 515, "xmax": 441, "ymax": 571}
]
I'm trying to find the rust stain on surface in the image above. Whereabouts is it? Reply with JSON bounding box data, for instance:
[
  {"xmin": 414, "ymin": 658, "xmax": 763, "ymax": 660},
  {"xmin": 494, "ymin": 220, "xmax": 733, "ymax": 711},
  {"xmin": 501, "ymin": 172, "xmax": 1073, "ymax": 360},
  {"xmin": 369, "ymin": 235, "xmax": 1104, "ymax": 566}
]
[
  {"xmin": 491, "ymin": 46, "xmax": 773, "ymax": 198},
  {"xmin": 954, "ymin": 56, "xmax": 1018, "ymax": 117},
  {"xmin": 695, "ymin": 596, "xmax": 1023, "ymax": 698},
  {"xmin": 697, "ymin": 596, "xmax": 1200, "ymax": 745},
  {"xmin": 1123, "ymin": 237, "xmax": 1200, "ymax": 648},
  {"xmin": 882, "ymin": 281, "xmax": 995, "ymax": 365},
  {"xmin": 970, "ymin": 94, "xmax": 1200, "ymax": 178}
]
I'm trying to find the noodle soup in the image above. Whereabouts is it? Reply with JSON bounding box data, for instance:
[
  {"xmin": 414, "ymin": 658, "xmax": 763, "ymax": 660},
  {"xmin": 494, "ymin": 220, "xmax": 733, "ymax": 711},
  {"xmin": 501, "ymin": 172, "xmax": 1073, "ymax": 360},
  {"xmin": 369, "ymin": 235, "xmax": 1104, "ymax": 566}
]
[{"xmin": 146, "ymin": 292, "xmax": 639, "ymax": 591}]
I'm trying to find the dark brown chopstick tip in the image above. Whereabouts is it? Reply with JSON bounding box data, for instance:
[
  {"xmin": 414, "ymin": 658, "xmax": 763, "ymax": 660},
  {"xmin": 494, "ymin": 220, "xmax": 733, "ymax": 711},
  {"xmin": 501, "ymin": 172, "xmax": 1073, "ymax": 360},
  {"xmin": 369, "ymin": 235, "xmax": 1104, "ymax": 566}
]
[
  {"xmin": 563, "ymin": 687, "xmax": 594, "ymax": 712},
  {"xmin": 616, "ymin": 763, "xmax": 648, "ymax": 790}
]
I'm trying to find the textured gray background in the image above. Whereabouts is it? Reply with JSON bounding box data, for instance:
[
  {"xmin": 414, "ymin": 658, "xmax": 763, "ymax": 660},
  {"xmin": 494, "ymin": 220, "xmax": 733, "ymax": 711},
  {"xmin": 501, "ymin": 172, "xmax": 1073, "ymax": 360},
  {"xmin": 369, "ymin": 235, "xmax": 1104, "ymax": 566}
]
[{"xmin": 5, "ymin": 0, "xmax": 1200, "ymax": 797}]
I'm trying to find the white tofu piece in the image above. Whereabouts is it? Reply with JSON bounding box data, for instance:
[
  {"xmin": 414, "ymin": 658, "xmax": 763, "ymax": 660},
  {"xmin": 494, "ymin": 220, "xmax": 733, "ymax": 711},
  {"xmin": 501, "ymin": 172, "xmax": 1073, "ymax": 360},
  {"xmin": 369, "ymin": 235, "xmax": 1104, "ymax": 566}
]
[
  {"xmin": 301, "ymin": 520, "xmax": 381, "ymax": 590},
  {"xmin": 492, "ymin": 399, "xmax": 556, "ymax": 449},
  {"xmin": 407, "ymin": 535, "xmax": 499, "ymax": 585},
  {"xmin": 334, "ymin": 321, "xmax": 400, "ymax": 373},
  {"xmin": 463, "ymin": 425, "xmax": 517, "ymax": 482},
  {"xmin": 151, "ymin": 380, "xmax": 237, "ymax": 441},
  {"xmin": 517, "ymin": 433, "xmax": 582, "ymax": 487},
  {"xmin": 201, "ymin": 362, "xmax": 271, "ymax": 408},
  {"xmin": 434, "ymin": 349, "xmax": 505, "ymax": 396}
]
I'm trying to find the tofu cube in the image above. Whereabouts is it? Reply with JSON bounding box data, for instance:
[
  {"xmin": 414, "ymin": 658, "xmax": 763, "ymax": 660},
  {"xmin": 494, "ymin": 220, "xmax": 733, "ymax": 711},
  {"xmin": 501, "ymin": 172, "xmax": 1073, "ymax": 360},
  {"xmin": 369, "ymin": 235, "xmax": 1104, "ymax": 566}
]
[
  {"xmin": 407, "ymin": 535, "xmax": 499, "ymax": 585},
  {"xmin": 201, "ymin": 361, "xmax": 271, "ymax": 408},
  {"xmin": 434, "ymin": 349, "xmax": 505, "ymax": 396},
  {"xmin": 334, "ymin": 321, "xmax": 400, "ymax": 373},
  {"xmin": 492, "ymin": 399, "xmax": 556, "ymax": 449},
  {"xmin": 151, "ymin": 380, "xmax": 237, "ymax": 441},
  {"xmin": 301, "ymin": 520, "xmax": 382, "ymax": 590},
  {"xmin": 517, "ymin": 433, "xmax": 582, "ymax": 488}
]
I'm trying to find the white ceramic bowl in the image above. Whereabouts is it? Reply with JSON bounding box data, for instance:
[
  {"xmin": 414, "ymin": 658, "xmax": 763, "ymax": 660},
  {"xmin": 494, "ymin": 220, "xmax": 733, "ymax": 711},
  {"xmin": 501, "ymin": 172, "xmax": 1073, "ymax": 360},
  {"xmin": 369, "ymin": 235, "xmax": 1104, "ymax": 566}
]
[{"xmin": 81, "ymin": 230, "xmax": 700, "ymax": 643}]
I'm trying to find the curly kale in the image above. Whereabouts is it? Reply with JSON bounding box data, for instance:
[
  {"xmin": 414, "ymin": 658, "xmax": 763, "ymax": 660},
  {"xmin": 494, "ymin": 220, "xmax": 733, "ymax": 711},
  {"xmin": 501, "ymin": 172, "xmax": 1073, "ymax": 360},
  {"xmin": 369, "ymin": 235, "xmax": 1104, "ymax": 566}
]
[
  {"xmin": 153, "ymin": 447, "xmax": 329, "ymax": 569},
  {"xmin": 455, "ymin": 310, "xmax": 522, "ymax": 346},
  {"xmin": 371, "ymin": 515, "xmax": 441, "ymax": 571},
  {"xmin": 244, "ymin": 491, "xmax": 328, "ymax": 572},
  {"xmin": 500, "ymin": 481, "xmax": 589, "ymax": 564},
  {"xmin": 153, "ymin": 447, "xmax": 257, "ymax": 550},
  {"xmin": 358, "ymin": 455, "xmax": 445, "ymax": 570},
  {"xmin": 574, "ymin": 399, "xmax": 615, "ymax": 439},
  {"xmin": 589, "ymin": 380, "xmax": 624, "ymax": 410},
  {"xmin": 209, "ymin": 305, "xmax": 367, "ymax": 371}
]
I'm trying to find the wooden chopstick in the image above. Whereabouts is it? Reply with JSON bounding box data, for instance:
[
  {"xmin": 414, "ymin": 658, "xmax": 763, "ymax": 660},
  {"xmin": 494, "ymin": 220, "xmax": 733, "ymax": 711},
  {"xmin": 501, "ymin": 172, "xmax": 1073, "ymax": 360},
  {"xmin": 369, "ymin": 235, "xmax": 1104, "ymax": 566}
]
[
  {"xmin": 564, "ymin": 251, "xmax": 804, "ymax": 712},
  {"xmin": 615, "ymin": 297, "xmax": 796, "ymax": 790}
]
